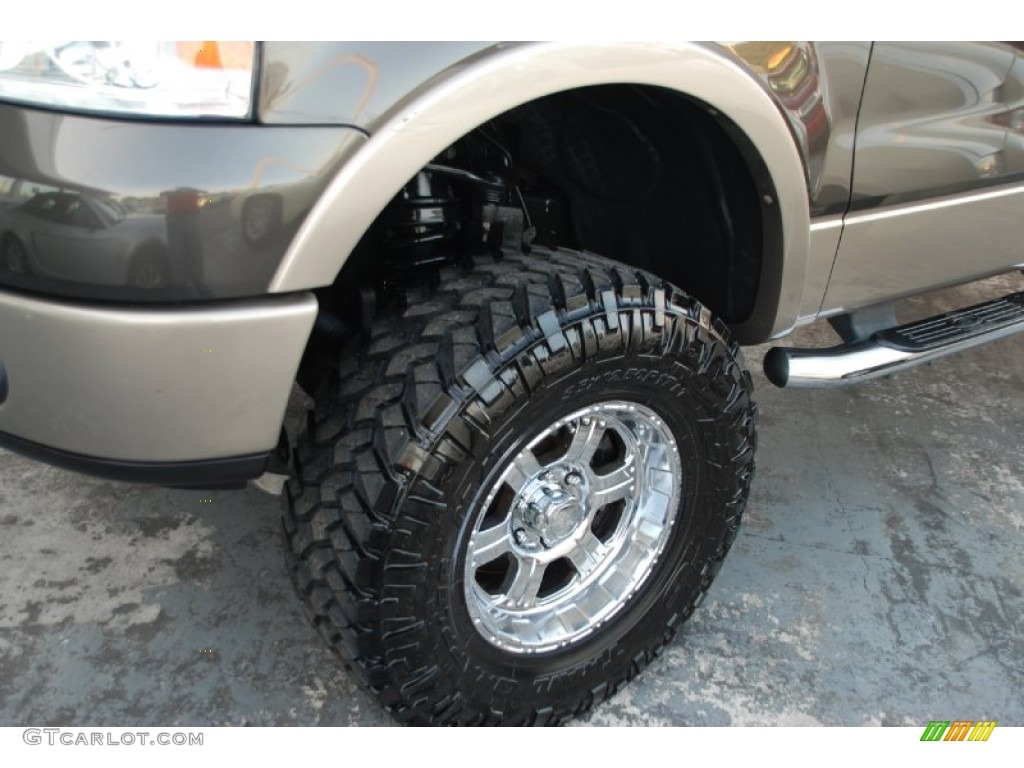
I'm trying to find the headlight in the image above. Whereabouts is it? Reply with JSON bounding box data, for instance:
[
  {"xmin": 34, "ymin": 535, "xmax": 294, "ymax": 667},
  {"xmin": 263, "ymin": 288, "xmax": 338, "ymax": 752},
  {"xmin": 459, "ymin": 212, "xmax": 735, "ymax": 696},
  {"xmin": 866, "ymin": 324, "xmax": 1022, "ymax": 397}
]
[{"xmin": 0, "ymin": 41, "xmax": 255, "ymax": 119}]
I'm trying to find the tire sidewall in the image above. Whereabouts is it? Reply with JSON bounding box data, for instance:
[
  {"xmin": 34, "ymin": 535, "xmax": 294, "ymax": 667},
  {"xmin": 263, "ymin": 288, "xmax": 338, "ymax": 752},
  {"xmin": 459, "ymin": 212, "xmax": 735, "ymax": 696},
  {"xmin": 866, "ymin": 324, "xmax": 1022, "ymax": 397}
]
[{"xmin": 391, "ymin": 315, "xmax": 743, "ymax": 715}]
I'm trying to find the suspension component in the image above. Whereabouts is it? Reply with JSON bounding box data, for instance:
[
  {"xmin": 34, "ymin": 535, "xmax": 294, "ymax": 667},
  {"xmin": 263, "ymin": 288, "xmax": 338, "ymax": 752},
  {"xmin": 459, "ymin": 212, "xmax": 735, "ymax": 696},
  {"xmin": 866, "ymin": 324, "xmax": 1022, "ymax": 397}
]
[{"xmin": 379, "ymin": 169, "xmax": 462, "ymax": 273}]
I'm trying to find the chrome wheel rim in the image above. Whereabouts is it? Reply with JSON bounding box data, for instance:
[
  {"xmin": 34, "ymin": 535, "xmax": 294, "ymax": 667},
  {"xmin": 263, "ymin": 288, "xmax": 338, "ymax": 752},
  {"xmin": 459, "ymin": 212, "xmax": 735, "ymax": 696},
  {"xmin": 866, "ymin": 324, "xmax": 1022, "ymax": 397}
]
[{"xmin": 463, "ymin": 400, "xmax": 682, "ymax": 654}]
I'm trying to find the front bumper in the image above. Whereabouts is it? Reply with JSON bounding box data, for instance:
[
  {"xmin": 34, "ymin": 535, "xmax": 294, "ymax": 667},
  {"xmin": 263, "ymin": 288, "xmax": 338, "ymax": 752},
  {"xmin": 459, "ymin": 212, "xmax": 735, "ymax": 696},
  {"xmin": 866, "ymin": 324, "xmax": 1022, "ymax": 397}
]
[
  {"xmin": 0, "ymin": 101, "xmax": 358, "ymax": 485},
  {"xmin": 0, "ymin": 288, "xmax": 316, "ymax": 483}
]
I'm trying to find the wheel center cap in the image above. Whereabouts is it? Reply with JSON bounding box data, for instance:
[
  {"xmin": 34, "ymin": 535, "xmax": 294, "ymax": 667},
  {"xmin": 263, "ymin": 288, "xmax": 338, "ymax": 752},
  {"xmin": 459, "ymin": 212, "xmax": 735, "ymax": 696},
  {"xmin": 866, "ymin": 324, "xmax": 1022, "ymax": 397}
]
[{"xmin": 519, "ymin": 485, "xmax": 584, "ymax": 546}]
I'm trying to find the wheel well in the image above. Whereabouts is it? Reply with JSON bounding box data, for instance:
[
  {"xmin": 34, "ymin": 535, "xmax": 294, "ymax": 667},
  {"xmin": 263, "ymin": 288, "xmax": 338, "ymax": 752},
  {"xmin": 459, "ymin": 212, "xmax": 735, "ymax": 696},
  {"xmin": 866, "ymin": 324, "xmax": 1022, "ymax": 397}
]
[
  {"xmin": 496, "ymin": 86, "xmax": 769, "ymax": 324},
  {"xmin": 299, "ymin": 85, "xmax": 779, "ymax": 395},
  {"xmin": 347, "ymin": 85, "xmax": 772, "ymax": 323}
]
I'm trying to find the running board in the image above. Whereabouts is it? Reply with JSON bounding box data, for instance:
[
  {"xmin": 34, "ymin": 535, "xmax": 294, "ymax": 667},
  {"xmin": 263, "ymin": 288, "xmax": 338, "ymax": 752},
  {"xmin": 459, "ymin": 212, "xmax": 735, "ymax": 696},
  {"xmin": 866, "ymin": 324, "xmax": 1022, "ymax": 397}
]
[{"xmin": 764, "ymin": 291, "xmax": 1024, "ymax": 388}]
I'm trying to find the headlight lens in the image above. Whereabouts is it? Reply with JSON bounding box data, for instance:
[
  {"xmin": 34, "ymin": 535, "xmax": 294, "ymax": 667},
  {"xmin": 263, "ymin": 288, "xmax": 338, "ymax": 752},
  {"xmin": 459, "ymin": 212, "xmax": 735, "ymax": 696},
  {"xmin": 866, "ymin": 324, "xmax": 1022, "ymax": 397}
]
[{"xmin": 0, "ymin": 41, "xmax": 255, "ymax": 119}]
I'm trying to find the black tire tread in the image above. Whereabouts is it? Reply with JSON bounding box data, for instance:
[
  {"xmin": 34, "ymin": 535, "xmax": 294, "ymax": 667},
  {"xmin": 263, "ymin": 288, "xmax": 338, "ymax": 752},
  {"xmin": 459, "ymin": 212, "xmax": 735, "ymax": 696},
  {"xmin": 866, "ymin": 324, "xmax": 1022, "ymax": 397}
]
[{"xmin": 282, "ymin": 245, "xmax": 756, "ymax": 725}]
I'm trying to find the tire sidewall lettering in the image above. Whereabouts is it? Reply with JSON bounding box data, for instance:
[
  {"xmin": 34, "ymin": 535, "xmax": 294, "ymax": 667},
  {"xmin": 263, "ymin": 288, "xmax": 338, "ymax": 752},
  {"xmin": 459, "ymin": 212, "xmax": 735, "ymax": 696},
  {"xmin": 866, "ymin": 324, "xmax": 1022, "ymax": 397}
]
[{"xmin": 415, "ymin": 324, "xmax": 738, "ymax": 702}]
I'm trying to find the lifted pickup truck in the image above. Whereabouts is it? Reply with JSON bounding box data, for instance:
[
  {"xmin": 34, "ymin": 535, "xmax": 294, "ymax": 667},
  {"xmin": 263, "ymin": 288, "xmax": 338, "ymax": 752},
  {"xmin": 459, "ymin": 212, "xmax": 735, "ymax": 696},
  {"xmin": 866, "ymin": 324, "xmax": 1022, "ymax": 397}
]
[{"xmin": 0, "ymin": 41, "xmax": 1022, "ymax": 725}]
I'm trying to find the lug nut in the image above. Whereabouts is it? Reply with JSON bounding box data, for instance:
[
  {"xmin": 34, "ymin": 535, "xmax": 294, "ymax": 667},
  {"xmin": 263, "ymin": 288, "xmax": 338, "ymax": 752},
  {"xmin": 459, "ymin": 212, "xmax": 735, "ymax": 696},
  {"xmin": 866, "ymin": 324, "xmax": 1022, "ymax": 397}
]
[{"xmin": 565, "ymin": 472, "xmax": 583, "ymax": 486}]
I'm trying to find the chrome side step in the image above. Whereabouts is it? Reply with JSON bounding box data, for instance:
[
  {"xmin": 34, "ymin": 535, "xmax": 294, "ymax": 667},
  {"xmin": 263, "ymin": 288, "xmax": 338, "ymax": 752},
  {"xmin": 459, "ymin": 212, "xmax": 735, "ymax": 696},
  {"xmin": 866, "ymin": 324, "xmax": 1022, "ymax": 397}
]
[{"xmin": 765, "ymin": 291, "xmax": 1024, "ymax": 388}]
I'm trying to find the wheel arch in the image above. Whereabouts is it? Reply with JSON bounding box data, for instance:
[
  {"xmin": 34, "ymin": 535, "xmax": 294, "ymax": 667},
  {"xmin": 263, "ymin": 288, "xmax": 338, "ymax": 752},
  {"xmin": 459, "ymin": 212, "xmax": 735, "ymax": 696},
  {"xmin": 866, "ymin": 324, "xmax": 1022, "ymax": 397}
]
[{"xmin": 269, "ymin": 41, "xmax": 812, "ymax": 342}]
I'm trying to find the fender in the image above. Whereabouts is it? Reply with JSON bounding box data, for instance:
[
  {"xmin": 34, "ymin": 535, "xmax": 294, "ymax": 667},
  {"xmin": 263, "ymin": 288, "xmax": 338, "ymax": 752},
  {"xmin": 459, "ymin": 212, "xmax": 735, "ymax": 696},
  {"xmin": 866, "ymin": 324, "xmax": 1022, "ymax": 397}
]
[{"xmin": 268, "ymin": 41, "xmax": 812, "ymax": 340}]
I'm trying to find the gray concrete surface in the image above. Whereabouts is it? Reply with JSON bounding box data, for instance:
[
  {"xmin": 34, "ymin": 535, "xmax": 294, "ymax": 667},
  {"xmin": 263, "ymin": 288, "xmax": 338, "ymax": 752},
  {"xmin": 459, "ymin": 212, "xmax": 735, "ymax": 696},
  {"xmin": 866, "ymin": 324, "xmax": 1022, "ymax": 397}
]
[{"xmin": 0, "ymin": 275, "xmax": 1021, "ymax": 726}]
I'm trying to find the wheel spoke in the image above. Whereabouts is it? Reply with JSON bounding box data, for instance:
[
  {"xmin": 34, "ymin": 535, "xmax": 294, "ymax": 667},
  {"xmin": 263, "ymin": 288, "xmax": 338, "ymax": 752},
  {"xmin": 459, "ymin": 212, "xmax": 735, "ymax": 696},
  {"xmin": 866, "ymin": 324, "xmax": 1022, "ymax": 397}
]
[
  {"xmin": 500, "ymin": 557, "xmax": 546, "ymax": 608},
  {"xmin": 563, "ymin": 420, "xmax": 604, "ymax": 464},
  {"xmin": 568, "ymin": 532, "xmax": 605, "ymax": 579},
  {"xmin": 504, "ymin": 449, "xmax": 542, "ymax": 492},
  {"xmin": 590, "ymin": 464, "xmax": 634, "ymax": 506},
  {"xmin": 469, "ymin": 523, "xmax": 511, "ymax": 565}
]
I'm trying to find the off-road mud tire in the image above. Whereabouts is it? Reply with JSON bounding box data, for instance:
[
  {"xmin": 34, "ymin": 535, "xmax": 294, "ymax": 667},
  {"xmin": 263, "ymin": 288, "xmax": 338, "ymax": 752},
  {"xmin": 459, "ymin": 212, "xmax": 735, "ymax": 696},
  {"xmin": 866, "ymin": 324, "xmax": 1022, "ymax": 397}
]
[{"xmin": 282, "ymin": 246, "xmax": 757, "ymax": 725}]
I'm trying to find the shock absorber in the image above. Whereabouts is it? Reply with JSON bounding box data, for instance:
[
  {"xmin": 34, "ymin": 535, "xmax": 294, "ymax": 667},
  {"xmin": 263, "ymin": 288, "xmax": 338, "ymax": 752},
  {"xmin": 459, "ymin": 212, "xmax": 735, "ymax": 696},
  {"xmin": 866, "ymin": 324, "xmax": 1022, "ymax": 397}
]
[
  {"xmin": 379, "ymin": 162, "xmax": 527, "ymax": 277},
  {"xmin": 378, "ymin": 168, "xmax": 462, "ymax": 273},
  {"xmin": 422, "ymin": 163, "xmax": 525, "ymax": 254}
]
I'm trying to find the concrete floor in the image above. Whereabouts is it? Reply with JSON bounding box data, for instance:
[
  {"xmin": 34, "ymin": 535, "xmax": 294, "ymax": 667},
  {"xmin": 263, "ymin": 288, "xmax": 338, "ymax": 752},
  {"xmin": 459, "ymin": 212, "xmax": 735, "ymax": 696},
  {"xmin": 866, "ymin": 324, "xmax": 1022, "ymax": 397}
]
[{"xmin": 0, "ymin": 275, "xmax": 1021, "ymax": 726}]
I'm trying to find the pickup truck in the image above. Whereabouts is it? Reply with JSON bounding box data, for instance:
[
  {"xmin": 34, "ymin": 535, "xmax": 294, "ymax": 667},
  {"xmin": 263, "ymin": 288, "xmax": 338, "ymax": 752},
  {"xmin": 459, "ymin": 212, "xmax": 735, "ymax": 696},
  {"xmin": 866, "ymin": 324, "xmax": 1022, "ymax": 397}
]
[{"xmin": 0, "ymin": 41, "xmax": 1021, "ymax": 726}]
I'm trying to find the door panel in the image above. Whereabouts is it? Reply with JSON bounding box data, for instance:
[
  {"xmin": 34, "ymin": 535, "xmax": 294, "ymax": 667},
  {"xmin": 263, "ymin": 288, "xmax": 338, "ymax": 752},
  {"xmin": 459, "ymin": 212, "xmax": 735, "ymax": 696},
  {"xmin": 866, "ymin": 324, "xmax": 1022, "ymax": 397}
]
[{"xmin": 824, "ymin": 42, "xmax": 1024, "ymax": 314}]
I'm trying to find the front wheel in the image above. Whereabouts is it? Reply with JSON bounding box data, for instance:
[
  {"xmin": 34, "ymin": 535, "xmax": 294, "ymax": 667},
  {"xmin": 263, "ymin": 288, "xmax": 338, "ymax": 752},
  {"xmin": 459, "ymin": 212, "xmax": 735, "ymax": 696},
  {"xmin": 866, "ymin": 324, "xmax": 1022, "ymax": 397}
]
[{"xmin": 283, "ymin": 247, "xmax": 756, "ymax": 725}]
